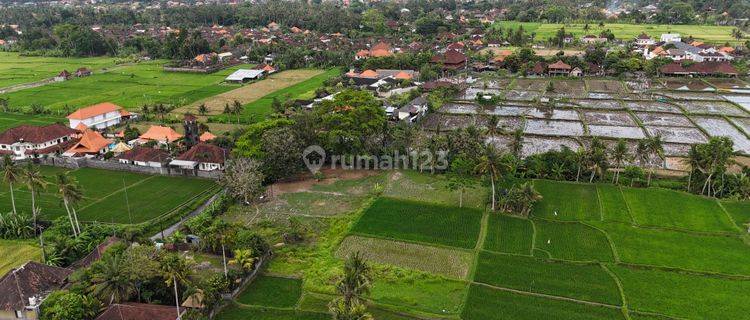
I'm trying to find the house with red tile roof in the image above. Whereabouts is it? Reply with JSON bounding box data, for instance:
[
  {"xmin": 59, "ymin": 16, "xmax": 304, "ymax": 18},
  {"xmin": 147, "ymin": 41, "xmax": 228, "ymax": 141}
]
[
  {"xmin": 116, "ymin": 147, "xmax": 171, "ymax": 167},
  {"xmin": 170, "ymin": 143, "xmax": 227, "ymax": 172},
  {"xmin": 547, "ymin": 60, "xmax": 572, "ymax": 76},
  {"xmin": 138, "ymin": 126, "xmax": 183, "ymax": 144},
  {"xmin": 65, "ymin": 129, "xmax": 112, "ymax": 157},
  {"xmin": 430, "ymin": 49, "xmax": 467, "ymax": 70},
  {"xmin": 67, "ymin": 102, "xmax": 129, "ymax": 130},
  {"xmin": 0, "ymin": 262, "xmax": 72, "ymax": 320},
  {"xmin": 0, "ymin": 124, "xmax": 78, "ymax": 160}
]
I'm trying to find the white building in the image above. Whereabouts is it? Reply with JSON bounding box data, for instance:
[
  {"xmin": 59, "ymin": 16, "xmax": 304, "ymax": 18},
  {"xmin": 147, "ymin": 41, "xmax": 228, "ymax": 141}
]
[
  {"xmin": 67, "ymin": 102, "xmax": 129, "ymax": 130},
  {"xmin": 660, "ymin": 33, "xmax": 681, "ymax": 43},
  {"xmin": 0, "ymin": 124, "xmax": 78, "ymax": 160},
  {"xmin": 225, "ymin": 69, "xmax": 265, "ymax": 83}
]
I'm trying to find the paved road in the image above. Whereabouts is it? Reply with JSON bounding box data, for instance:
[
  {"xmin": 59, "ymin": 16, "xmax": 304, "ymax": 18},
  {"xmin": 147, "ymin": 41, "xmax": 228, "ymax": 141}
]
[{"xmin": 150, "ymin": 191, "xmax": 223, "ymax": 241}]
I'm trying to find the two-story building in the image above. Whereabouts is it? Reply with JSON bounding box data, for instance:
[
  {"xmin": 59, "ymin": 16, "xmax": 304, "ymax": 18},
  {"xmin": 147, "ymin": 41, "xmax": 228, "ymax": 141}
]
[
  {"xmin": 0, "ymin": 124, "xmax": 78, "ymax": 160},
  {"xmin": 67, "ymin": 102, "xmax": 129, "ymax": 130}
]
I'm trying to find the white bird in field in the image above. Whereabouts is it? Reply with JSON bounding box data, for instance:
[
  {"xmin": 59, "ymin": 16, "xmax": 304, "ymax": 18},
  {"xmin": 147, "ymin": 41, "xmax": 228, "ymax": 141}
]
[
  {"xmin": 554, "ymin": 211, "xmax": 558, "ymax": 216},
  {"xmin": 547, "ymin": 239, "xmax": 551, "ymax": 244}
]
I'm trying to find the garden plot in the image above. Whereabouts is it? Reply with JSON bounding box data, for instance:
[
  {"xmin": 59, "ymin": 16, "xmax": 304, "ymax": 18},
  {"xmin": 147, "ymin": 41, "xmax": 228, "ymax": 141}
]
[
  {"xmin": 514, "ymin": 78, "xmax": 549, "ymax": 91},
  {"xmin": 624, "ymin": 101, "xmax": 682, "ymax": 113},
  {"xmin": 662, "ymin": 79, "xmax": 714, "ymax": 91},
  {"xmin": 574, "ymin": 99, "xmax": 623, "ymax": 110},
  {"xmin": 421, "ymin": 114, "xmax": 480, "ymax": 131},
  {"xmin": 663, "ymin": 143, "xmax": 691, "ymax": 156},
  {"xmin": 548, "ymin": 80, "xmax": 586, "ymax": 97},
  {"xmin": 588, "ymin": 125, "xmax": 646, "ymax": 139},
  {"xmin": 460, "ymin": 87, "xmax": 503, "ymax": 100},
  {"xmin": 521, "ymin": 136, "xmax": 581, "ymax": 157},
  {"xmin": 586, "ymin": 79, "xmax": 624, "ymax": 93},
  {"xmin": 583, "ymin": 111, "xmax": 636, "ymax": 126},
  {"xmin": 693, "ymin": 117, "xmax": 750, "ymax": 154},
  {"xmin": 645, "ymin": 126, "xmax": 708, "ymax": 144},
  {"xmin": 722, "ymin": 95, "xmax": 750, "ymax": 113},
  {"xmin": 490, "ymin": 106, "xmax": 579, "ymax": 120},
  {"xmin": 660, "ymin": 91, "xmax": 724, "ymax": 101},
  {"xmin": 505, "ymin": 90, "xmax": 541, "ymax": 101},
  {"xmin": 730, "ymin": 117, "xmax": 750, "ymax": 134},
  {"xmin": 706, "ymin": 78, "xmax": 750, "ymax": 93},
  {"xmin": 524, "ymin": 119, "xmax": 584, "ymax": 136},
  {"xmin": 635, "ymin": 112, "xmax": 693, "ymax": 127},
  {"xmin": 440, "ymin": 102, "xmax": 478, "ymax": 114},
  {"xmin": 678, "ymin": 100, "xmax": 748, "ymax": 117}
]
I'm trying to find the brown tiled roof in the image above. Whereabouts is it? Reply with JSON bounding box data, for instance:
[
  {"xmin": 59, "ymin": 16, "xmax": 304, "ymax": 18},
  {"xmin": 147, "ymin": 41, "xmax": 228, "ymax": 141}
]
[
  {"xmin": 95, "ymin": 303, "xmax": 181, "ymax": 320},
  {"xmin": 67, "ymin": 102, "xmax": 123, "ymax": 120},
  {"xmin": 548, "ymin": 60, "xmax": 572, "ymax": 70},
  {"xmin": 176, "ymin": 143, "xmax": 226, "ymax": 164},
  {"xmin": 685, "ymin": 61, "xmax": 738, "ymax": 75},
  {"xmin": 431, "ymin": 49, "xmax": 467, "ymax": 65},
  {"xmin": 66, "ymin": 129, "xmax": 112, "ymax": 154},
  {"xmin": 0, "ymin": 124, "xmax": 77, "ymax": 144},
  {"xmin": 116, "ymin": 147, "xmax": 170, "ymax": 163},
  {"xmin": 0, "ymin": 261, "xmax": 72, "ymax": 311},
  {"xmin": 25, "ymin": 138, "xmax": 78, "ymax": 156},
  {"xmin": 660, "ymin": 62, "xmax": 688, "ymax": 74},
  {"xmin": 530, "ymin": 61, "xmax": 546, "ymax": 74}
]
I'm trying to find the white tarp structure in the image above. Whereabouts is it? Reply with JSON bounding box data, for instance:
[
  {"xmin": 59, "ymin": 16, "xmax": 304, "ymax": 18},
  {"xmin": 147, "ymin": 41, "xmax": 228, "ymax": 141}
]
[{"xmin": 225, "ymin": 69, "xmax": 264, "ymax": 82}]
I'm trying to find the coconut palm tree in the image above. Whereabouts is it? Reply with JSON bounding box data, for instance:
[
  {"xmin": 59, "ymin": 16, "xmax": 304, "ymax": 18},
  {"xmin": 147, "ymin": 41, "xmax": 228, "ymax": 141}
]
[
  {"xmin": 2, "ymin": 156, "xmax": 20, "ymax": 215},
  {"xmin": 475, "ymin": 145, "xmax": 501, "ymax": 211},
  {"xmin": 161, "ymin": 254, "xmax": 193, "ymax": 318},
  {"xmin": 23, "ymin": 162, "xmax": 48, "ymax": 260},
  {"xmin": 56, "ymin": 173, "xmax": 83, "ymax": 236},
  {"xmin": 646, "ymin": 135, "xmax": 664, "ymax": 187},
  {"xmin": 232, "ymin": 100, "xmax": 244, "ymax": 124},
  {"xmin": 587, "ymin": 137, "xmax": 609, "ymax": 183},
  {"xmin": 509, "ymin": 129, "xmax": 524, "ymax": 158},
  {"xmin": 229, "ymin": 249, "xmax": 255, "ymax": 274},
  {"xmin": 88, "ymin": 253, "xmax": 135, "ymax": 305},
  {"xmin": 610, "ymin": 139, "xmax": 630, "ymax": 184},
  {"xmin": 329, "ymin": 252, "xmax": 372, "ymax": 320},
  {"xmin": 573, "ymin": 147, "xmax": 587, "ymax": 182},
  {"xmin": 198, "ymin": 103, "xmax": 208, "ymax": 116}
]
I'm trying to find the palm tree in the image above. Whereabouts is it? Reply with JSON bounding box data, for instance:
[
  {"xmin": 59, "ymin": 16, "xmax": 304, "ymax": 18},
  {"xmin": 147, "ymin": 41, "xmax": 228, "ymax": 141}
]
[
  {"xmin": 232, "ymin": 100, "xmax": 243, "ymax": 124},
  {"xmin": 573, "ymin": 147, "xmax": 587, "ymax": 182},
  {"xmin": 509, "ymin": 129, "xmax": 524, "ymax": 158},
  {"xmin": 56, "ymin": 173, "xmax": 83, "ymax": 236},
  {"xmin": 23, "ymin": 162, "xmax": 48, "ymax": 260},
  {"xmin": 161, "ymin": 254, "xmax": 193, "ymax": 318},
  {"xmin": 732, "ymin": 28, "xmax": 744, "ymax": 41},
  {"xmin": 2, "ymin": 156, "xmax": 20, "ymax": 215},
  {"xmin": 229, "ymin": 249, "xmax": 255, "ymax": 274},
  {"xmin": 475, "ymin": 145, "xmax": 501, "ymax": 211},
  {"xmin": 198, "ymin": 103, "xmax": 208, "ymax": 116},
  {"xmin": 684, "ymin": 146, "xmax": 702, "ymax": 193},
  {"xmin": 329, "ymin": 252, "xmax": 372, "ymax": 320},
  {"xmin": 88, "ymin": 254, "xmax": 135, "ymax": 305},
  {"xmin": 646, "ymin": 135, "xmax": 664, "ymax": 187},
  {"xmin": 610, "ymin": 139, "xmax": 629, "ymax": 184}
]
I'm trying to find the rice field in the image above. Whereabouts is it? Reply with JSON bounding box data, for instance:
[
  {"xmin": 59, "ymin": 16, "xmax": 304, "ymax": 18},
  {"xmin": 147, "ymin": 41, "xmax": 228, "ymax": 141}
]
[
  {"xmin": 235, "ymin": 275, "xmax": 303, "ymax": 308},
  {"xmin": 0, "ymin": 52, "xmax": 118, "ymax": 89},
  {"xmin": 0, "ymin": 239, "xmax": 42, "ymax": 276},
  {"xmin": 0, "ymin": 166, "xmax": 217, "ymax": 224}
]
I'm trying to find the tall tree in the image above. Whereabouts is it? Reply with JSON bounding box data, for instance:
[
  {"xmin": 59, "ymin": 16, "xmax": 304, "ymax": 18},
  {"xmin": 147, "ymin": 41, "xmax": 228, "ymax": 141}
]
[
  {"xmin": 161, "ymin": 254, "xmax": 193, "ymax": 319},
  {"xmin": 2, "ymin": 156, "xmax": 20, "ymax": 215},
  {"xmin": 220, "ymin": 158, "xmax": 265, "ymax": 205},
  {"xmin": 88, "ymin": 254, "xmax": 135, "ymax": 305},
  {"xmin": 329, "ymin": 252, "xmax": 373, "ymax": 320},
  {"xmin": 610, "ymin": 139, "xmax": 629, "ymax": 184},
  {"xmin": 56, "ymin": 173, "xmax": 83, "ymax": 236},
  {"xmin": 475, "ymin": 145, "xmax": 501, "ymax": 211},
  {"xmin": 23, "ymin": 162, "xmax": 48, "ymax": 260}
]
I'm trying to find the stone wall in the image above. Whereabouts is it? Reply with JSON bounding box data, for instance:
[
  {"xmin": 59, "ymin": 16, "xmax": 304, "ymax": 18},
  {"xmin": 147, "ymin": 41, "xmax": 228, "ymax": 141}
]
[{"xmin": 34, "ymin": 157, "xmax": 222, "ymax": 180}]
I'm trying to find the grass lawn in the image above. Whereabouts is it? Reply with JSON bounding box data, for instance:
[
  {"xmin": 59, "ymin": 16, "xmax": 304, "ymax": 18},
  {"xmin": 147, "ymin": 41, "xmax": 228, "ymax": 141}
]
[
  {"xmin": 621, "ymin": 187, "xmax": 738, "ymax": 233},
  {"xmin": 384, "ymin": 171, "xmax": 486, "ymax": 209},
  {"xmin": 0, "ymin": 113, "xmax": 63, "ymax": 133},
  {"xmin": 236, "ymin": 275, "xmax": 303, "ymax": 308},
  {"xmin": 599, "ymin": 222, "xmax": 750, "ymax": 275},
  {"xmin": 721, "ymin": 200, "xmax": 750, "ymax": 228},
  {"xmin": 532, "ymin": 180, "xmax": 601, "ymax": 221},
  {"xmin": 611, "ymin": 265, "xmax": 750, "ymax": 319},
  {"xmin": 214, "ymin": 304, "xmax": 329, "ymax": 320},
  {"xmin": 532, "ymin": 220, "xmax": 615, "ymax": 262},
  {"xmin": 3, "ymin": 60, "xmax": 251, "ymax": 112},
  {"xmin": 0, "ymin": 239, "xmax": 42, "ymax": 276},
  {"xmin": 0, "ymin": 167, "xmax": 217, "ymax": 224},
  {"xmin": 350, "ymin": 197, "xmax": 483, "ymax": 249},
  {"xmin": 462, "ymin": 284, "xmax": 625, "ymax": 320},
  {"xmin": 491, "ymin": 21, "xmax": 746, "ymax": 44},
  {"xmin": 0, "ymin": 52, "xmax": 118, "ymax": 89},
  {"xmin": 474, "ymin": 251, "xmax": 622, "ymax": 305},
  {"xmin": 336, "ymin": 235, "xmax": 473, "ymax": 279},
  {"xmin": 483, "ymin": 214, "xmax": 533, "ymax": 255},
  {"xmin": 596, "ymin": 184, "xmax": 633, "ymax": 223},
  {"xmin": 369, "ymin": 277, "xmax": 468, "ymax": 316}
]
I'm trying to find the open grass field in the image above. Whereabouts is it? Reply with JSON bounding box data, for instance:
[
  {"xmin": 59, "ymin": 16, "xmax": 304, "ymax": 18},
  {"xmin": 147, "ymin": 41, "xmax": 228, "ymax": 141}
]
[
  {"xmin": 3, "ymin": 60, "xmax": 251, "ymax": 112},
  {"xmin": 0, "ymin": 112, "xmax": 63, "ymax": 132},
  {"xmin": 611, "ymin": 265, "xmax": 750, "ymax": 319},
  {"xmin": 336, "ymin": 235, "xmax": 473, "ymax": 279},
  {"xmin": 621, "ymin": 187, "xmax": 738, "ymax": 233},
  {"xmin": 532, "ymin": 220, "xmax": 615, "ymax": 262},
  {"xmin": 474, "ymin": 251, "xmax": 622, "ymax": 305},
  {"xmin": 596, "ymin": 184, "xmax": 633, "ymax": 223},
  {"xmin": 483, "ymin": 214, "xmax": 533, "ymax": 255},
  {"xmin": 350, "ymin": 197, "xmax": 482, "ymax": 249},
  {"xmin": 492, "ymin": 21, "xmax": 747, "ymax": 44},
  {"xmin": 384, "ymin": 170, "xmax": 486, "ymax": 209},
  {"xmin": 721, "ymin": 200, "xmax": 750, "ymax": 227},
  {"xmin": 236, "ymin": 275, "xmax": 303, "ymax": 308},
  {"xmin": 215, "ymin": 304, "xmax": 329, "ymax": 320},
  {"xmin": 462, "ymin": 284, "xmax": 625, "ymax": 320},
  {"xmin": 0, "ymin": 167, "xmax": 217, "ymax": 224},
  {"xmin": 369, "ymin": 278, "xmax": 468, "ymax": 315},
  {"xmin": 532, "ymin": 180, "xmax": 601, "ymax": 221},
  {"xmin": 177, "ymin": 69, "xmax": 328, "ymax": 116},
  {"xmin": 0, "ymin": 52, "xmax": 118, "ymax": 89},
  {"xmin": 0, "ymin": 239, "xmax": 42, "ymax": 276}
]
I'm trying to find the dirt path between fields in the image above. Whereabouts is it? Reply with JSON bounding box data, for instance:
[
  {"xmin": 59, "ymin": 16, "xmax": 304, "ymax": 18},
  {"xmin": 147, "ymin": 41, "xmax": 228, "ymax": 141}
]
[{"xmin": 174, "ymin": 69, "xmax": 325, "ymax": 115}]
